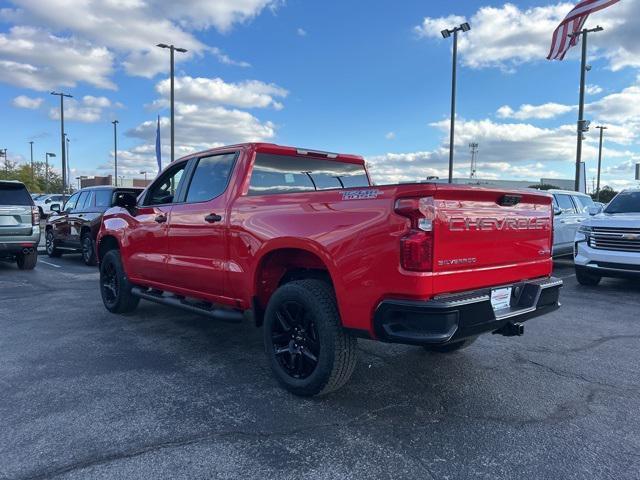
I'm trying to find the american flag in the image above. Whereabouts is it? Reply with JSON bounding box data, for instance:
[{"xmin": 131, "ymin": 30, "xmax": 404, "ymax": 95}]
[{"xmin": 547, "ymin": 0, "xmax": 619, "ymax": 60}]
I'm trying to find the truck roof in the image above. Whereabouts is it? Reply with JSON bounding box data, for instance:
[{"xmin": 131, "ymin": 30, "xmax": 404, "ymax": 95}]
[{"xmin": 177, "ymin": 142, "xmax": 365, "ymax": 165}]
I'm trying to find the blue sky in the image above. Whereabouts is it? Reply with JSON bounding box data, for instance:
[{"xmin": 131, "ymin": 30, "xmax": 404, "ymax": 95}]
[{"xmin": 1, "ymin": 0, "xmax": 639, "ymax": 189}]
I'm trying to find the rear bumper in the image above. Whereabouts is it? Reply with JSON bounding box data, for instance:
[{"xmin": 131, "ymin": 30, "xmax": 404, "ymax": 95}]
[
  {"xmin": 0, "ymin": 228, "xmax": 40, "ymax": 257},
  {"xmin": 373, "ymin": 277, "xmax": 562, "ymax": 346}
]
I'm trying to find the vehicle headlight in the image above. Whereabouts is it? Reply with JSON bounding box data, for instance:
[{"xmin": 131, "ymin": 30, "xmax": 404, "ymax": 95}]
[{"xmin": 578, "ymin": 225, "xmax": 592, "ymax": 236}]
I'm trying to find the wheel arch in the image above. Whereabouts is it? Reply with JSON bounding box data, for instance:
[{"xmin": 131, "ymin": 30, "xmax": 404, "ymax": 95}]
[
  {"xmin": 97, "ymin": 235, "xmax": 120, "ymax": 263},
  {"xmin": 252, "ymin": 245, "xmax": 338, "ymax": 326}
]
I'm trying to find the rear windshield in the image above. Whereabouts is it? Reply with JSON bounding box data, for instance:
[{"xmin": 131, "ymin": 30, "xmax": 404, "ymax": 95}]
[
  {"xmin": 248, "ymin": 153, "xmax": 369, "ymax": 195},
  {"xmin": 604, "ymin": 191, "xmax": 640, "ymax": 214},
  {"xmin": 0, "ymin": 184, "xmax": 32, "ymax": 206}
]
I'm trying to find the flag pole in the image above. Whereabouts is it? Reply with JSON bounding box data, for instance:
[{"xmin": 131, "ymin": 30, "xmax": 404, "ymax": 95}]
[{"xmin": 570, "ymin": 26, "xmax": 602, "ymax": 192}]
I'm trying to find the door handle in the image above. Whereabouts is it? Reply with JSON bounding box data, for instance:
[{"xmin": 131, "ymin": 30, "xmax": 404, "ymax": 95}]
[
  {"xmin": 155, "ymin": 214, "xmax": 167, "ymax": 223},
  {"xmin": 204, "ymin": 213, "xmax": 222, "ymax": 223}
]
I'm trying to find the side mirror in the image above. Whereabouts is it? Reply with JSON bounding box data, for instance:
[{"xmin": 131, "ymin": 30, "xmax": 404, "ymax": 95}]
[
  {"xmin": 45, "ymin": 199, "xmax": 51, "ymax": 204},
  {"xmin": 587, "ymin": 206, "xmax": 601, "ymax": 216},
  {"xmin": 114, "ymin": 192, "xmax": 137, "ymax": 211},
  {"xmin": 50, "ymin": 204, "xmax": 61, "ymax": 214},
  {"xmin": 553, "ymin": 206, "xmax": 562, "ymax": 216}
]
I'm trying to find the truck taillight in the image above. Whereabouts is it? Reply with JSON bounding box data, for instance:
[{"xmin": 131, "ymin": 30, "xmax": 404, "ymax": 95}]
[
  {"xmin": 394, "ymin": 197, "xmax": 435, "ymax": 272},
  {"xmin": 32, "ymin": 206, "xmax": 40, "ymax": 226}
]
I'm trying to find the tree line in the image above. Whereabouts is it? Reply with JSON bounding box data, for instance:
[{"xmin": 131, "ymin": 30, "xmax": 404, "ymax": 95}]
[{"xmin": 0, "ymin": 160, "xmax": 65, "ymax": 194}]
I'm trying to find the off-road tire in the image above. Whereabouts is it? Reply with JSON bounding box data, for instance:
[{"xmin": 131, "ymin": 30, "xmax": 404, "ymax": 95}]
[
  {"xmin": 264, "ymin": 279, "xmax": 358, "ymax": 397},
  {"xmin": 46, "ymin": 230, "xmax": 62, "ymax": 258},
  {"xmin": 576, "ymin": 267, "xmax": 601, "ymax": 286},
  {"xmin": 100, "ymin": 249, "xmax": 139, "ymax": 314},
  {"xmin": 16, "ymin": 250, "xmax": 37, "ymax": 270},
  {"xmin": 81, "ymin": 233, "xmax": 98, "ymax": 266},
  {"xmin": 423, "ymin": 337, "xmax": 477, "ymax": 353}
]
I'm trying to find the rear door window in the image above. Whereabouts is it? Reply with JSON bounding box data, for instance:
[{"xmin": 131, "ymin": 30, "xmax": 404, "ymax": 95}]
[
  {"xmin": 185, "ymin": 153, "xmax": 236, "ymax": 203},
  {"xmin": 555, "ymin": 194, "xmax": 577, "ymax": 214},
  {"xmin": 0, "ymin": 184, "xmax": 32, "ymax": 205},
  {"xmin": 248, "ymin": 153, "xmax": 369, "ymax": 195},
  {"xmin": 95, "ymin": 190, "xmax": 113, "ymax": 207},
  {"xmin": 572, "ymin": 195, "xmax": 594, "ymax": 213}
]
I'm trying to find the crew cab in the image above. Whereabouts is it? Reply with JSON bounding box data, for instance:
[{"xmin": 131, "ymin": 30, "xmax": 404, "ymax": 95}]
[
  {"xmin": 97, "ymin": 143, "xmax": 562, "ymax": 396},
  {"xmin": 46, "ymin": 186, "xmax": 143, "ymax": 265},
  {"xmin": 574, "ymin": 188, "xmax": 640, "ymax": 285}
]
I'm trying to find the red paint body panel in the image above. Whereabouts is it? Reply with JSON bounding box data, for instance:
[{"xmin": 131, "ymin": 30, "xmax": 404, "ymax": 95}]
[{"xmin": 98, "ymin": 143, "xmax": 554, "ymax": 337}]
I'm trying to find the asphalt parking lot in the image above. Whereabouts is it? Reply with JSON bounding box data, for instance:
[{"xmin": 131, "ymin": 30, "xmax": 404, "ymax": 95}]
[{"xmin": 1, "ymin": 255, "xmax": 639, "ymax": 480}]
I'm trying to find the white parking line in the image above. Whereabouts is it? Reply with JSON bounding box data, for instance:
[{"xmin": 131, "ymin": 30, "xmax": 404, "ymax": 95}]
[{"xmin": 39, "ymin": 260, "xmax": 62, "ymax": 268}]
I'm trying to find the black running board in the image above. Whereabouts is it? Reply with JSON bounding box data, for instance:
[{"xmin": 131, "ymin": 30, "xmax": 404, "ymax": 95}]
[{"xmin": 131, "ymin": 287, "xmax": 244, "ymax": 323}]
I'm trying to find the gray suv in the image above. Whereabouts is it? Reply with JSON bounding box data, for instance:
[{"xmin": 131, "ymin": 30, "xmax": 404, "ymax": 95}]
[{"xmin": 0, "ymin": 181, "xmax": 40, "ymax": 269}]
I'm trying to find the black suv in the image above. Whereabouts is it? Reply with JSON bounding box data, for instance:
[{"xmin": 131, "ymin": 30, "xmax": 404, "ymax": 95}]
[
  {"xmin": 46, "ymin": 186, "xmax": 143, "ymax": 265},
  {"xmin": 0, "ymin": 181, "xmax": 40, "ymax": 270}
]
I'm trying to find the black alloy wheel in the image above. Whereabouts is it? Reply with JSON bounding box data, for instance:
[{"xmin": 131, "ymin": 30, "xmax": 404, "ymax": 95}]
[
  {"xmin": 81, "ymin": 234, "xmax": 97, "ymax": 266},
  {"xmin": 101, "ymin": 260, "xmax": 119, "ymax": 307},
  {"xmin": 270, "ymin": 300, "xmax": 321, "ymax": 379},
  {"xmin": 99, "ymin": 249, "xmax": 140, "ymax": 314},
  {"xmin": 46, "ymin": 231, "xmax": 62, "ymax": 257}
]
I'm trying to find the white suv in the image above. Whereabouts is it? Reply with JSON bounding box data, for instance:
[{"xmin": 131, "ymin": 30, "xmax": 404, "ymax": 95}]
[
  {"xmin": 34, "ymin": 194, "xmax": 65, "ymax": 218},
  {"xmin": 549, "ymin": 189, "xmax": 596, "ymax": 257},
  {"xmin": 574, "ymin": 188, "xmax": 640, "ymax": 285}
]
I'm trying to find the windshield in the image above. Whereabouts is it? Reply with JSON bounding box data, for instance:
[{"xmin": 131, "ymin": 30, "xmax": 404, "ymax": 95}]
[{"xmin": 604, "ymin": 191, "xmax": 640, "ymax": 214}]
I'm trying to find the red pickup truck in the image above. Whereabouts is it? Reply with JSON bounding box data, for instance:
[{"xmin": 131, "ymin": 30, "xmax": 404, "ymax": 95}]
[{"xmin": 97, "ymin": 143, "xmax": 561, "ymax": 396}]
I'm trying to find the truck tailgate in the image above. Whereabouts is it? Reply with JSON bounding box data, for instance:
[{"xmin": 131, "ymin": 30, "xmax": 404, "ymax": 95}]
[{"xmin": 432, "ymin": 185, "xmax": 553, "ymax": 294}]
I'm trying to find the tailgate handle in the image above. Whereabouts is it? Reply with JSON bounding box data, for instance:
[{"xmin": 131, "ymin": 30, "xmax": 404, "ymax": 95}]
[{"xmin": 498, "ymin": 194, "xmax": 521, "ymax": 207}]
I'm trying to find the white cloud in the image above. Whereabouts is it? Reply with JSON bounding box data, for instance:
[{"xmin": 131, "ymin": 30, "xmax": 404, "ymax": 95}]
[
  {"xmin": 48, "ymin": 95, "xmax": 118, "ymax": 123},
  {"xmin": 497, "ymin": 102, "xmax": 575, "ymax": 120},
  {"xmin": 415, "ymin": 2, "xmax": 637, "ymax": 72},
  {"xmin": 12, "ymin": 94, "xmax": 43, "ymax": 109},
  {"xmin": 155, "ymin": 76, "xmax": 288, "ymax": 110},
  {"xmin": 0, "ymin": 26, "xmax": 115, "ymax": 90},
  {"xmin": 366, "ymin": 117, "xmax": 636, "ymax": 187},
  {"xmin": 586, "ymin": 84, "xmax": 603, "ymax": 95},
  {"xmin": 385, "ymin": 131, "xmax": 396, "ymax": 140},
  {"xmin": 1, "ymin": 0, "xmax": 275, "ymax": 88},
  {"xmin": 297, "ymin": 28, "xmax": 307, "ymax": 36}
]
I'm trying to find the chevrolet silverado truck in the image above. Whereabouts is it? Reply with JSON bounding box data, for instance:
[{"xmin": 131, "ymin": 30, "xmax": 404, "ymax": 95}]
[{"xmin": 97, "ymin": 143, "xmax": 562, "ymax": 396}]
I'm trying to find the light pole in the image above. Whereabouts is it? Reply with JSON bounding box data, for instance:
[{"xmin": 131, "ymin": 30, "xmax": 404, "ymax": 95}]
[
  {"xmin": 45, "ymin": 152, "xmax": 56, "ymax": 192},
  {"xmin": 441, "ymin": 22, "xmax": 471, "ymax": 183},
  {"xmin": 140, "ymin": 170, "xmax": 148, "ymax": 181},
  {"xmin": 569, "ymin": 26, "xmax": 603, "ymax": 192},
  {"xmin": 112, "ymin": 120, "xmax": 119, "ymax": 186},
  {"xmin": 64, "ymin": 134, "xmax": 71, "ymax": 191},
  {"xmin": 29, "ymin": 141, "xmax": 34, "ymax": 181},
  {"xmin": 595, "ymin": 125, "xmax": 607, "ymax": 202},
  {"xmin": 157, "ymin": 43, "xmax": 188, "ymax": 163},
  {"xmin": 51, "ymin": 91, "xmax": 72, "ymax": 199}
]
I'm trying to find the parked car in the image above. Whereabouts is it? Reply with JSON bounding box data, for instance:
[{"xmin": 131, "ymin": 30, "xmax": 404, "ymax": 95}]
[
  {"xmin": 0, "ymin": 180, "xmax": 40, "ymax": 269},
  {"xmin": 548, "ymin": 189, "xmax": 597, "ymax": 257},
  {"xmin": 35, "ymin": 194, "xmax": 65, "ymax": 218},
  {"xmin": 97, "ymin": 143, "xmax": 562, "ymax": 396},
  {"xmin": 574, "ymin": 188, "xmax": 640, "ymax": 285},
  {"xmin": 46, "ymin": 186, "xmax": 143, "ymax": 265}
]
